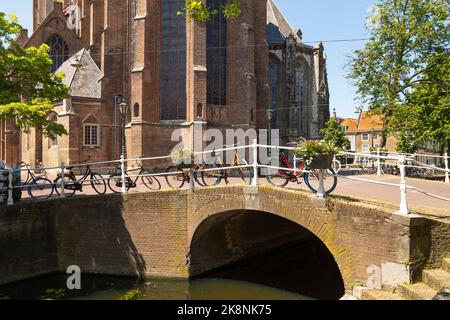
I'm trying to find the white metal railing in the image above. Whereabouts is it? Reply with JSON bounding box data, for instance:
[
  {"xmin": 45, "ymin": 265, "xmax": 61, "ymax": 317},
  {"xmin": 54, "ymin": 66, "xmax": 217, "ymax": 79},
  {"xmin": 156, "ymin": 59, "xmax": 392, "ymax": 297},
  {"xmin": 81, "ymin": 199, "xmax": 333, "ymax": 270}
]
[{"xmin": 1, "ymin": 141, "xmax": 449, "ymax": 215}]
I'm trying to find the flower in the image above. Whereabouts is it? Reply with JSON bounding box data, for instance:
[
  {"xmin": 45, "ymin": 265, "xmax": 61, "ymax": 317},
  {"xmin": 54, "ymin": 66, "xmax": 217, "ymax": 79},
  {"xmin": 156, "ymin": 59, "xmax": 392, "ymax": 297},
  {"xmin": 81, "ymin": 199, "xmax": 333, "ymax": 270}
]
[{"xmin": 294, "ymin": 140, "xmax": 337, "ymax": 163}]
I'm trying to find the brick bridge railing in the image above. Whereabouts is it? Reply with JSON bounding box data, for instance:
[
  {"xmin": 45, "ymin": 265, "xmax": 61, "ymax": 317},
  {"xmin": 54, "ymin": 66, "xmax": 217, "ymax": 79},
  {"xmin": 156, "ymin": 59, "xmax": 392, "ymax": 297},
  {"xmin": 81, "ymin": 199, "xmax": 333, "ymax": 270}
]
[{"xmin": 1, "ymin": 185, "xmax": 449, "ymax": 294}]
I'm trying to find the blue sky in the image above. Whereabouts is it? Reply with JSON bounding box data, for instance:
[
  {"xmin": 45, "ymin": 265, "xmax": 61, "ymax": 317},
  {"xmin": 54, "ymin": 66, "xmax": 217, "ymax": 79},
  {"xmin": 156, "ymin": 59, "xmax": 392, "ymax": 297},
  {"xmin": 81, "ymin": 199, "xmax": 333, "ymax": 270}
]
[{"xmin": 0, "ymin": 0, "xmax": 376, "ymax": 119}]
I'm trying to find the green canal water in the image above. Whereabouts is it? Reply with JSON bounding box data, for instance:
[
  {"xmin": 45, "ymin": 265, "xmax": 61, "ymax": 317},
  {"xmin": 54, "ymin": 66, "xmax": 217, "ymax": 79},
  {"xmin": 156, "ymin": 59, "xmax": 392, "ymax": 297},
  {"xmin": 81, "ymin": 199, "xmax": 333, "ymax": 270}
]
[
  {"xmin": 0, "ymin": 240, "xmax": 344, "ymax": 300},
  {"xmin": 0, "ymin": 274, "xmax": 313, "ymax": 300}
]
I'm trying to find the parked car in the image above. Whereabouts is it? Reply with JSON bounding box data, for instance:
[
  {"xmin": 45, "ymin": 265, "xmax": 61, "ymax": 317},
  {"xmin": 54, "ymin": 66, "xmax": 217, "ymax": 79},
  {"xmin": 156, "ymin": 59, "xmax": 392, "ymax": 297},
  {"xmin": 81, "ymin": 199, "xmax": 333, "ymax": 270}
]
[{"xmin": 0, "ymin": 163, "xmax": 22, "ymax": 204}]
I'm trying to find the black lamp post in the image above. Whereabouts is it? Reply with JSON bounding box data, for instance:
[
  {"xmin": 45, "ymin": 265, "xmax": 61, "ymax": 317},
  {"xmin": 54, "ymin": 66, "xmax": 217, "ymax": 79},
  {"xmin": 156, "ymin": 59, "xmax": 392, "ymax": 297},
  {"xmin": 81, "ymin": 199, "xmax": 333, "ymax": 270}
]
[
  {"xmin": 267, "ymin": 107, "xmax": 274, "ymax": 156},
  {"xmin": 119, "ymin": 101, "xmax": 129, "ymax": 158}
]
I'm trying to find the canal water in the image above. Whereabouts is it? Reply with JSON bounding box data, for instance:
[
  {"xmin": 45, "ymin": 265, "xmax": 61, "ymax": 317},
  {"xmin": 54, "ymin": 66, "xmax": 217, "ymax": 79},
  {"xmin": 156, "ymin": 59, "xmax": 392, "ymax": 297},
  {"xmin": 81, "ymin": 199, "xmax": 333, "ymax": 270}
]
[{"xmin": 0, "ymin": 240, "xmax": 344, "ymax": 300}]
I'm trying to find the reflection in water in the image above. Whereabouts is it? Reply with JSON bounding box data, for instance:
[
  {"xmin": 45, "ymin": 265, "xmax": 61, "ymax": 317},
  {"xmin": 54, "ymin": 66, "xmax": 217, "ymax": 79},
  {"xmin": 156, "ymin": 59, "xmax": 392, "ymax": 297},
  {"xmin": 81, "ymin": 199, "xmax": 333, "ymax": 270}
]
[
  {"xmin": 0, "ymin": 275, "xmax": 309, "ymax": 300},
  {"xmin": 0, "ymin": 238, "xmax": 343, "ymax": 300}
]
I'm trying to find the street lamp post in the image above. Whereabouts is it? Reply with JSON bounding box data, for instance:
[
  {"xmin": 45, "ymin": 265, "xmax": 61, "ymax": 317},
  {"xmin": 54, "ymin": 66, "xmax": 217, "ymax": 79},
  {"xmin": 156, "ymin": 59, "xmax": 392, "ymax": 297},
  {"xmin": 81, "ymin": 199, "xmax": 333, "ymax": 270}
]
[
  {"xmin": 267, "ymin": 107, "xmax": 273, "ymax": 156},
  {"xmin": 119, "ymin": 101, "xmax": 129, "ymax": 159}
]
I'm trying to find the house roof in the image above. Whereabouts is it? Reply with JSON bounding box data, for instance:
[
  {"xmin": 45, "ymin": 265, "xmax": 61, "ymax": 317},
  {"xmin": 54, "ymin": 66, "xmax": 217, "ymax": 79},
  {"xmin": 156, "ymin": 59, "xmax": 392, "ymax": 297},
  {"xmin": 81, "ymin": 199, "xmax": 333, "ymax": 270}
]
[
  {"xmin": 55, "ymin": 48, "xmax": 103, "ymax": 99},
  {"xmin": 357, "ymin": 112, "xmax": 384, "ymax": 132},
  {"xmin": 340, "ymin": 118, "xmax": 358, "ymax": 134},
  {"xmin": 267, "ymin": 0, "xmax": 301, "ymax": 44}
]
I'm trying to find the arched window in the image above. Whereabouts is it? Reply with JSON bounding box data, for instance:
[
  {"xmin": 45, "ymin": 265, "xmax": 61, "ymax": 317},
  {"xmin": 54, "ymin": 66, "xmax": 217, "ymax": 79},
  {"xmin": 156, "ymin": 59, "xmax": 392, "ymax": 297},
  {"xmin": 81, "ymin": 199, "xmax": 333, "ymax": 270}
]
[
  {"xmin": 295, "ymin": 63, "xmax": 307, "ymax": 107},
  {"xmin": 207, "ymin": 0, "xmax": 227, "ymax": 106},
  {"xmin": 47, "ymin": 34, "xmax": 69, "ymax": 71},
  {"xmin": 295, "ymin": 61, "xmax": 308, "ymax": 135},
  {"xmin": 160, "ymin": 0, "xmax": 187, "ymax": 121},
  {"xmin": 269, "ymin": 57, "xmax": 280, "ymax": 128}
]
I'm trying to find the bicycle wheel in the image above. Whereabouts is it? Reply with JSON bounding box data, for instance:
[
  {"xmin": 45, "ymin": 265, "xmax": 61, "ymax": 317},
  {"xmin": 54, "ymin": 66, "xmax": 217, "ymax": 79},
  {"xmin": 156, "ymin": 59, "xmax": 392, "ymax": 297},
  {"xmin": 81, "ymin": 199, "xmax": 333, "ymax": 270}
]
[
  {"xmin": 266, "ymin": 167, "xmax": 290, "ymax": 188},
  {"xmin": 108, "ymin": 174, "xmax": 126, "ymax": 193},
  {"xmin": 239, "ymin": 166, "xmax": 254, "ymax": 185},
  {"xmin": 141, "ymin": 172, "xmax": 162, "ymax": 191},
  {"xmin": 304, "ymin": 168, "xmax": 338, "ymax": 195},
  {"xmin": 90, "ymin": 173, "xmax": 107, "ymax": 195},
  {"xmin": 28, "ymin": 177, "xmax": 54, "ymax": 200},
  {"xmin": 165, "ymin": 166, "xmax": 186, "ymax": 189},
  {"xmin": 201, "ymin": 164, "xmax": 222, "ymax": 187},
  {"xmin": 54, "ymin": 175, "xmax": 77, "ymax": 197}
]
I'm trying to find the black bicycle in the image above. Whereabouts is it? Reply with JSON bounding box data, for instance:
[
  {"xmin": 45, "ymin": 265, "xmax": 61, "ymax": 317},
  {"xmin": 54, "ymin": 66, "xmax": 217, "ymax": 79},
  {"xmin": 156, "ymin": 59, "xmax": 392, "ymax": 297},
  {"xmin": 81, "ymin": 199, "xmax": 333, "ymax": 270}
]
[
  {"xmin": 108, "ymin": 159, "xmax": 161, "ymax": 193},
  {"xmin": 53, "ymin": 159, "xmax": 107, "ymax": 197},
  {"xmin": 19, "ymin": 162, "xmax": 54, "ymax": 200}
]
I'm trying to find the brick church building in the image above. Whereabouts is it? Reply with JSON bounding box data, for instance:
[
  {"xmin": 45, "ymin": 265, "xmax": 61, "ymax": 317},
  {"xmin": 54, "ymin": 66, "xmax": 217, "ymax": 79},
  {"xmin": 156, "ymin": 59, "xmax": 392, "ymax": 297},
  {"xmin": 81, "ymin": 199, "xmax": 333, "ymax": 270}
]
[{"xmin": 0, "ymin": 0, "xmax": 330, "ymax": 167}]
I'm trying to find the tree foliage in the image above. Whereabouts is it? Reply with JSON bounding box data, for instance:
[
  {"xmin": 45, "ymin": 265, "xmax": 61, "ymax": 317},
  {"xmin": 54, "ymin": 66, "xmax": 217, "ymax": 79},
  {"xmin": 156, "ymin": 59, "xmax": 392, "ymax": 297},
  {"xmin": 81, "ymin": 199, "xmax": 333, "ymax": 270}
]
[
  {"xmin": 0, "ymin": 12, "xmax": 68, "ymax": 138},
  {"xmin": 179, "ymin": 0, "xmax": 241, "ymax": 22},
  {"xmin": 347, "ymin": 0, "xmax": 450, "ymax": 147},
  {"xmin": 392, "ymin": 54, "xmax": 450, "ymax": 153},
  {"xmin": 320, "ymin": 118, "xmax": 351, "ymax": 150}
]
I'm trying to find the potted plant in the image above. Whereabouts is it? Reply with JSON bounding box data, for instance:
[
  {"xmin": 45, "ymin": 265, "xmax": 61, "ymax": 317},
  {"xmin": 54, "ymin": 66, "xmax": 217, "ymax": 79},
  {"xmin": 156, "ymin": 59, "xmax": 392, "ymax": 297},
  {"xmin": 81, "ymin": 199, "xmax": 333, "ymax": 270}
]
[
  {"xmin": 170, "ymin": 147, "xmax": 194, "ymax": 168},
  {"xmin": 294, "ymin": 140, "xmax": 337, "ymax": 169}
]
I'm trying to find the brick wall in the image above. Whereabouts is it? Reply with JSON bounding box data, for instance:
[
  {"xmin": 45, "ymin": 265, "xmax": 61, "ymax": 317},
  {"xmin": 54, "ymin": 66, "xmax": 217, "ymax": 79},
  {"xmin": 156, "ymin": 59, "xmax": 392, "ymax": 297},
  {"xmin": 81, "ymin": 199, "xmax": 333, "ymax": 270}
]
[
  {"xmin": 0, "ymin": 186, "xmax": 448, "ymax": 292},
  {"xmin": 0, "ymin": 203, "xmax": 58, "ymax": 286}
]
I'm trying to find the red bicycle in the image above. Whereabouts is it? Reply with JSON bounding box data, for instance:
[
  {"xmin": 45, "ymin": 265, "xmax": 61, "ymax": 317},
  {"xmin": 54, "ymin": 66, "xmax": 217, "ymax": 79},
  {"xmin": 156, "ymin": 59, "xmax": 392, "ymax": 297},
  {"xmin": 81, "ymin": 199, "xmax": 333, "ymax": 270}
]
[{"xmin": 265, "ymin": 151, "xmax": 338, "ymax": 195}]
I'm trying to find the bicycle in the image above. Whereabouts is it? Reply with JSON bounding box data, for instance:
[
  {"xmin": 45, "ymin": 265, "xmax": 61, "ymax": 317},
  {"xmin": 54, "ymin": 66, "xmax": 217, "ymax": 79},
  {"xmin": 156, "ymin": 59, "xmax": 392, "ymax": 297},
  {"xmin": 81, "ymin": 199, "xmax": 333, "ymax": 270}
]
[
  {"xmin": 53, "ymin": 158, "xmax": 107, "ymax": 197},
  {"xmin": 108, "ymin": 158, "xmax": 161, "ymax": 193},
  {"xmin": 265, "ymin": 151, "xmax": 338, "ymax": 195},
  {"xmin": 200, "ymin": 146, "xmax": 254, "ymax": 187},
  {"xmin": 19, "ymin": 162, "xmax": 54, "ymax": 200}
]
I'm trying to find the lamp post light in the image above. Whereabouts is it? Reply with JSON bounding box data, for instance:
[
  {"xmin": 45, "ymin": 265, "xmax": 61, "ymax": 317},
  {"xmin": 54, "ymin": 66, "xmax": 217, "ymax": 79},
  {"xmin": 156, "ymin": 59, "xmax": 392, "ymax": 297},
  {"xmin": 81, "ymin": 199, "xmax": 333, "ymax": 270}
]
[{"xmin": 119, "ymin": 101, "xmax": 129, "ymax": 158}]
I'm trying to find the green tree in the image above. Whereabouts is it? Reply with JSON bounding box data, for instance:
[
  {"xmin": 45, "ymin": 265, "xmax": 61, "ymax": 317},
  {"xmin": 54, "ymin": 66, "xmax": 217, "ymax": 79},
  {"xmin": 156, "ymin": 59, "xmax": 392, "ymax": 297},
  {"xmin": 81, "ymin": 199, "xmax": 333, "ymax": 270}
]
[
  {"xmin": 320, "ymin": 118, "xmax": 351, "ymax": 150},
  {"xmin": 179, "ymin": 0, "xmax": 241, "ymax": 22},
  {"xmin": 0, "ymin": 12, "xmax": 68, "ymax": 138},
  {"xmin": 393, "ymin": 53, "xmax": 450, "ymax": 154},
  {"xmin": 347, "ymin": 0, "xmax": 450, "ymax": 147}
]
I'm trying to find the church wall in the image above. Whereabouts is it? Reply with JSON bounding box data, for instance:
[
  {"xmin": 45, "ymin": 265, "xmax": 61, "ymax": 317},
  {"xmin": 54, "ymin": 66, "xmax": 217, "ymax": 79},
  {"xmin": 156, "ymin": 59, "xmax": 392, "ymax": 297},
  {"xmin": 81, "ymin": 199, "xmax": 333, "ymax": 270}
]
[{"xmin": 2, "ymin": 0, "xmax": 330, "ymax": 170}]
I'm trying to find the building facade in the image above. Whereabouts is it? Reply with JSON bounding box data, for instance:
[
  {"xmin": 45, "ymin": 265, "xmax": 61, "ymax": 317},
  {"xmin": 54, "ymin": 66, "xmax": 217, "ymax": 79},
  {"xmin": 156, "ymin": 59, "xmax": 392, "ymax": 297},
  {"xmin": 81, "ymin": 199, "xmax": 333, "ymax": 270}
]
[
  {"xmin": 339, "ymin": 112, "xmax": 398, "ymax": 154},
  {"xmin": 1, "ymin": 0, "xmax": 330, "ymax": 167}
]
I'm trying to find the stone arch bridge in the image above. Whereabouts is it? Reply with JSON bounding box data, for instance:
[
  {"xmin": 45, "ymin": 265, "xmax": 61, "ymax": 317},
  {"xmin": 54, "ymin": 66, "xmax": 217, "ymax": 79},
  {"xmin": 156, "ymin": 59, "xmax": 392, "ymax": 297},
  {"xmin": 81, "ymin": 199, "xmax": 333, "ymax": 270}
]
[{"xmin": 0, "ymin": 186, "xmax": 449, "ymax": 296}]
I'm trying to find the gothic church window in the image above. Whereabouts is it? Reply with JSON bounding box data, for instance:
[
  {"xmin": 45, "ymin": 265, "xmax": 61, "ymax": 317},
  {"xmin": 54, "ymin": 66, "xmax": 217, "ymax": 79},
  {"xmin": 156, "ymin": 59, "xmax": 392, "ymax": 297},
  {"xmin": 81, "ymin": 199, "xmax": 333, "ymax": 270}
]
[
  {"xmin": 295, "ymin": 62, "xmax": 308, "ymax": 134},
  {"xmin": 160, "ymin": 0, "xmax": 187, "ymax": 121},
  {"xmin": 207, "ymin": 0, "xmax": 227, "ymax": 106},
  {"xmin": 295, "ymin": 63, "xmax": 307, "ymax": 107},
  {"xmin": 47, "ymin": 34, "xmax": 69, "ymax": 72}
]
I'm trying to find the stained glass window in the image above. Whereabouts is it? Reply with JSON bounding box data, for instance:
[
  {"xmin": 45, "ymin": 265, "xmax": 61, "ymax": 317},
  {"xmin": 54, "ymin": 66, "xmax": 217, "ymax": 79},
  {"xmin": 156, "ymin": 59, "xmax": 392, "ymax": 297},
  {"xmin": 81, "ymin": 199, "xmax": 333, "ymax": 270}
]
[
  {"xmin": 295, "ymin": 63, "xmax": 307, "ymax": 134},
  {"xmin": 47, "ymin": 34, "xmax": 69, "ymax": 72},
  {"xmin": 295, "ymin": 64, "xmax": 306, "ymax": 107},
  {"xmin": 207, "ymin": 0, "xmax": 227, "ymax": 106},
  {"xmin": 160, "ymin": 0, "xmax": 187, "ymax": 120}
]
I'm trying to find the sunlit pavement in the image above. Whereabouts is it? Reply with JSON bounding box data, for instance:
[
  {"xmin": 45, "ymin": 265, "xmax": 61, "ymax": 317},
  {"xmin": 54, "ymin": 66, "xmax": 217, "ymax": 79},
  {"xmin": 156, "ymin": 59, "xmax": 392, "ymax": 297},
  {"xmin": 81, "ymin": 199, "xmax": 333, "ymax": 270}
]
[{"xmin": 10, "ymin": 173, "xmax": 450, "ymax": 214}]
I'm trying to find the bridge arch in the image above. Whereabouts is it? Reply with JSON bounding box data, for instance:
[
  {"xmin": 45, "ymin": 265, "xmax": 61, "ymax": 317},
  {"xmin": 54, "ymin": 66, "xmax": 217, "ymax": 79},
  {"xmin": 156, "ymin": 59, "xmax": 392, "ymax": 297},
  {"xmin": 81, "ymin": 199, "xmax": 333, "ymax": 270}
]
[
  {"xmin": 188, "ymin": 209, "xmax": 346, "ymax": 299},
  {"xmin": 187, "ymin": 187, "xmax": 359, "ymax": 297}
]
